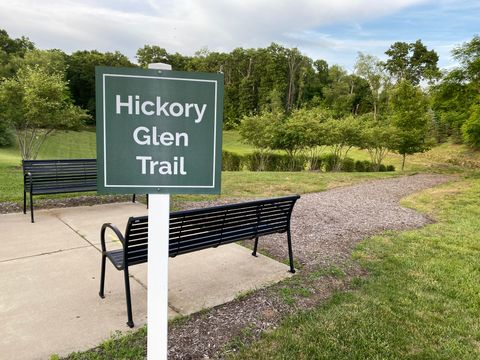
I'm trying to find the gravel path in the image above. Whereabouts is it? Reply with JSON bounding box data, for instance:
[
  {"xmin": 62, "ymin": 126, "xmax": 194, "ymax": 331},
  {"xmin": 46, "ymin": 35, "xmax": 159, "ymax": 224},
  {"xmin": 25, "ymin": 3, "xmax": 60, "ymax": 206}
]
[
  {"xmin": 167, "ymin": 173, "xmax": 454, "ymax": 359},
  {"xmin": 256, "ymin": 173, "xmax": 453, "ymax": 269}
]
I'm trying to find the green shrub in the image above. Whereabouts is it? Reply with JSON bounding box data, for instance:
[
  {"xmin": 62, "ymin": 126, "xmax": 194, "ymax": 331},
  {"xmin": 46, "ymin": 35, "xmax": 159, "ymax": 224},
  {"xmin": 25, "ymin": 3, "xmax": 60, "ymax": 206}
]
[
  {"xmin": 246, "ymin": 152, "xmax": 306, "ymax": 172},
  {"xmin": 386, "ymin": 164, "xmax": 396, "ymax": 172},
  {"xmin": 308, "ymin": 156, "xmax": 323, "ymax": 171},
  {"xmin": 354, "ymin": 160, "xmax": 375, "ymax": 172},
  {"xmin": 263, "ymin": 153, "xmax": 284, "ymax": 171},
  {"xmin": 362, "ymin": 160, "xmax": 374, "ymax": 172},
  {"xmin": 284, "ymin": 155, "xmax": 306, "ymax": 171},
  {"xmin": 355, "ymin": 160, "xmax": 366, "ymax": 172},
  {"xmin": 245, "ymin": 152, "xmax": 263, "ymax": 171},
  {"xmin": 341, "ymin": 157, "xmax": 355, "ymax": 172},
  {"xmin": 378, "ymin": 164, "xmax": 387, "ymax": 172},
  {"xmin": 222, "ymin": 150, "xmax": 243, "ymax": 171},
  {"xmin": 0, "ymin": 119, "xmax": 14, "ymax": 147},
  {"xmin": 323, "ymin": 154, "xmax": 340, "ymax": 172}
]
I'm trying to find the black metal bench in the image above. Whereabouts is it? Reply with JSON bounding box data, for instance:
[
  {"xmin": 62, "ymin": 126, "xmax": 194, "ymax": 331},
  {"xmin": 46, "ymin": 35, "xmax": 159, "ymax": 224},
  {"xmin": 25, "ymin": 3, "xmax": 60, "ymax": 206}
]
[
  {"xmin": 22, "ymin": 159, "xmax": 141, "ymax": 223},
  {"xmin": 99, "ymin": 195, "xmax": 300, "ymax": 327}
]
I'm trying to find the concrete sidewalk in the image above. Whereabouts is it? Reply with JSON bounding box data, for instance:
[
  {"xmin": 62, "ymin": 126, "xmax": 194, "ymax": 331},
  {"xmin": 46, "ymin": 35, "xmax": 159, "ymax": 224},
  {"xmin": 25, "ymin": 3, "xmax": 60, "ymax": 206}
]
[{"xmin": 0, "ymin": 203, "xmax": 292, "ymax": 360}]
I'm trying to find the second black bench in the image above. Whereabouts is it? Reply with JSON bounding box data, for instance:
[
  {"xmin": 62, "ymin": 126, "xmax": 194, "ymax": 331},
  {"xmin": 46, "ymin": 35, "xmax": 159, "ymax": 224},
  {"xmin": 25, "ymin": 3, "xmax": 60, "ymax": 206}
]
[
  {"xmin": 22, "ymin": 159, "xmax": 141, "ymax": 222},
  {"xmin": 99, "ymin": 195, "xmax": 300, "ymax": 327}
]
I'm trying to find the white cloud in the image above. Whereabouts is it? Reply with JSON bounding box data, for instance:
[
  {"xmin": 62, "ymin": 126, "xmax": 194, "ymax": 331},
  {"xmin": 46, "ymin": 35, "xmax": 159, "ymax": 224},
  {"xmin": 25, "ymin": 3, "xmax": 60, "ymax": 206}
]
[{"xmin": 0, "ymin": 0, "xmax": 429, "ymax": 64}]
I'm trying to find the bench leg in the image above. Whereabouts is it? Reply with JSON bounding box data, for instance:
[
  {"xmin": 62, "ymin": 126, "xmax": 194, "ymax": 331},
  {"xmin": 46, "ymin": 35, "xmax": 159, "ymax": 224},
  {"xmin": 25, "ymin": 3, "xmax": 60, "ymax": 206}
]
[
  {"xmin": 23, "ymin": 190, "xmax": 26, "ymax": 214},
  {"xmin": 124, "ymin": 267, "xmax": 134, "ymax": 328},
  {"xmin": 252, "ymin": 237, "xmax": 259, "ymax": 257},
  {"xmin": 132, "ymin": 194, "xmax": 136, "ymax": 203},
  {"xmin": 99, "ymin": 254, "xmax": 107, "ymax": 298},
  {"xmin": 287, "ymin": 228, "xmax": 296, "ymax": 274},
  {"xmin": 30, "ymin": 192, "xmax": 34, "ymax": 223}
]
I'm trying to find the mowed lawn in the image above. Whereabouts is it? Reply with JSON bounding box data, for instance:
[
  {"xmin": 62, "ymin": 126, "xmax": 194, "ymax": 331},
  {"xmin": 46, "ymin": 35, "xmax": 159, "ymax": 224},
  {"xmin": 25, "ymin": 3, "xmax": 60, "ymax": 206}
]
[{"xmin": 231, "ymin": 177, "xmax": 480, "ymax": 359}]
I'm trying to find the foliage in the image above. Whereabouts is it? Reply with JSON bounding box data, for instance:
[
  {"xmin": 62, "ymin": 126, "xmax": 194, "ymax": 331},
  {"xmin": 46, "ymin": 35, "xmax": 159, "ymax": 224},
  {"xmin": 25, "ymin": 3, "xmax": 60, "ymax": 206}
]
[
  {"xmin": 452, "ymin": 35, "xmax": 480, "ymax": 89},
  {"xmin": 388, "ymin": 80, "xmax": 432, "ymax": 170},
  {"xmin": 322, "ymin": 65, "xmax": 372, "ymax": 117},
  {"xmin": 461, "ymin": 103, "xmax": 480, "ymax": 148},
  {"xmin": 245, "ymin": 152, "xmax": 306, "ymax": 172},
  {"xmin": 359, "ymin": 114, "xmax": 397, "ymax": 170},
  {"xmin": 0, "ymin": 117, "xmax": 14, "ymax": 146},
  {"xmin": 355, "ymin": 160, "xmax": 372, "ymax": 172},
  {"xmin": 291, "ymin": 107, "xmax": 332, "ymax": 169},
  {"xmin": 340, "ymin": 157, "xmax": 355, "ymax": 172},
  {"xmin": 0, "ymin": 66, "xmax": 89, "ymax": 159},
  {"xmin": 239, "ymin": 112, "xmax": 283, "ymax": 170},
  {"xmin": 430, "ymin": 69, "xmax": 477, "ymax": 143},
  {"xmin": 323, "ymin": 116, "xmax": 363, "ymax": 171},
  {"xmin": 0, "ymin": 29, "xmax": 34, "ymax": 78},
  {"xmin": 22, "ymin": 49, "xmax": 68, "ymax": 76},
  {"xmin": 354, "ymin": 53, "xmax": 387, "ymax": 120},
  {"xmin": 66, "ymin": 50, "xmax": 135, "ymax": 122},
  {"xmin": 222, "ymin": 150, "xmax": 243, "ymax": 171},
  {"xmin": 384, "ymin": 40, "xmax": 441, "ymax": 85},
  {"xmin": 445, "ymin": 35, "xmax": 480, "ymax": 147},
  {"xmin": 136, "ymin": 45, "xmax": 189, "ymax": 70},
  {"xmin": 269, "ymin": 107, "xmax": 330, "ymax": 170}
]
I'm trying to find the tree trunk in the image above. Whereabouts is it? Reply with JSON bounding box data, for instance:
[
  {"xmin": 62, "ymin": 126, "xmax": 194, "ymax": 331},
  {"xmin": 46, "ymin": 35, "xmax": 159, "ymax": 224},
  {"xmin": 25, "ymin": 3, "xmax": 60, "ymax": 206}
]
[{"xmin": 402, "ymin": 153, "xmax": 406, "ymax": 171}]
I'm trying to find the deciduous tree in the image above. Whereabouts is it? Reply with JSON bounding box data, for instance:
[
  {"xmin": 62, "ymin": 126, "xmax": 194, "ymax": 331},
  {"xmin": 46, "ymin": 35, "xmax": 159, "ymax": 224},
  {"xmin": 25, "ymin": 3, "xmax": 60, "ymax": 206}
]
[
  {"xmin": 384, "ymin": 40, "xmax": 440, "ymax": 85},
  {"xmin": 0, "ymin": 66, "xmax": 89, "ymax": 159},
  {"xmin": 389, "ymin": 80, "xmax": 432, "ymax": 169}
]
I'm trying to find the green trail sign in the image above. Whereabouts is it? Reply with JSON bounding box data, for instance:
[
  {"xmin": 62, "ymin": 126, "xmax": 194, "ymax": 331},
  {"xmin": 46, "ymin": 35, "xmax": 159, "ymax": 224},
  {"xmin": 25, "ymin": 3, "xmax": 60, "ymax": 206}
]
[{"xmin": 96, "ymin": 66, "xmax": 224, "ymax": 194}]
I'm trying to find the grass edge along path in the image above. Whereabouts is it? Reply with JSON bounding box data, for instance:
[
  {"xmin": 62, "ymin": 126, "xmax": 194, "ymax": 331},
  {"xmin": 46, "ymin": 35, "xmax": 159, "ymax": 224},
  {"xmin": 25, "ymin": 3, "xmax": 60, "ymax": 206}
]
[{"xmin": 230, "ymin": 175, "xmax": 480, "ymax": 360}]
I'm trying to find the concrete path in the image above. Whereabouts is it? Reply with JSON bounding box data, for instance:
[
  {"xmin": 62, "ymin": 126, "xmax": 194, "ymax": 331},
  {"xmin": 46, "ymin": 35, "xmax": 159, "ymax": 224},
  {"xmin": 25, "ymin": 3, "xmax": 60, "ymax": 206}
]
[{"xmin": 0, "ymin": 203, "xmax": 292, "ymax": 360}]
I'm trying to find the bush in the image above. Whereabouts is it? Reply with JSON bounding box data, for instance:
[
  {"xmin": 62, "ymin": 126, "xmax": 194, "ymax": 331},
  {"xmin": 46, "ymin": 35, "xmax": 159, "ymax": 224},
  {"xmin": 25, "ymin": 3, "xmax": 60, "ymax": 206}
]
[
  {"xmin": 386, "ymin": 164, "xmax": 396, "ymax": 172},
  {"xmin": 281, "ymin": 154, "xmax": 306, "ymax": 171},
  {"xmin": 0, "ymin": 119, "xmax": 14, "ymax": 147},
  {"xmin": 354, "ymin": 160, "xmax": 375, "ymax": 172},
  {"xmin": 222, "ymin": 151, "xmax": 243, "ymax": 171},
  {"xmin": 362, "ymin": 160, "xmax": 374, "ymax": 172},
  {"xmin": 341, "ymin": 157, "xmax": 355, "ymax": 172},
  {"xmin": 378, "ymin": 164, "xmax": 387, "ymax": 172},
  {"xmin": 245, "ymin": 152, "xmax": 263, "ymax": 171},
  {"xmin": 307, "ymin": 156, "xmax": 323, "ymax": 171},
  {"xmin": 322, "ymin": 154, "xmax": 340, "ymax": 172},
  {"xmin": 263, "ymin": 153, "xmax": 284, "ymax": 171},
  {"xmin": 354, "ymin": 160, "xmax": 366, "ymax": 172},
  {"xmin": 246, "ymin": 152, "xmax": 306, "ymax": 171}
]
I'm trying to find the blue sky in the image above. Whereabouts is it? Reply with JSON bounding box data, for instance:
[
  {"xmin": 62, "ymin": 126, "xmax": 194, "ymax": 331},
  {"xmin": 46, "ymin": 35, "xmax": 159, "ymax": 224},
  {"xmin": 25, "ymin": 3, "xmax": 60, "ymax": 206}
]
[{"xmin": 0, "ymin": 0, "xmax": 477, "ymax": 71}]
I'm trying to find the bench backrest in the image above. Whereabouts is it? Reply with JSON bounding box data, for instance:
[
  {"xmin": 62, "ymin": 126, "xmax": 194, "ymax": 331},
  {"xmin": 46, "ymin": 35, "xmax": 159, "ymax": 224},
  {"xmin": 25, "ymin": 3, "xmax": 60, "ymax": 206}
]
[
  {"xmin": 123, "ymin": 195, "xmax": 300, "ymax": 266},
  {"xmin": 23, "ymin": 159, "xmax": 97, "ymax": 193}
]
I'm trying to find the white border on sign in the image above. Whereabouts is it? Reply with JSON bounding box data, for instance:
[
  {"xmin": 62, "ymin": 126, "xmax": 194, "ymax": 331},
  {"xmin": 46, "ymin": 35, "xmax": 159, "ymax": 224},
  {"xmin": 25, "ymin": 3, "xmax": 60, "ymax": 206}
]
[{"xmin": 102, "ymin": 74, "xmax": 218, "ymax": 189}]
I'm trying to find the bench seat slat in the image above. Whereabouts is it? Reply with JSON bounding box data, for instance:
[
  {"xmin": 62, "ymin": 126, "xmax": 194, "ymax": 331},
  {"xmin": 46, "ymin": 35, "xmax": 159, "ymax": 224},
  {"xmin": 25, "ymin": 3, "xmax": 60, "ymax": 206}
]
[{"xmin": 170, "ymin": 215, "xmax": 286, "ymax": 236}]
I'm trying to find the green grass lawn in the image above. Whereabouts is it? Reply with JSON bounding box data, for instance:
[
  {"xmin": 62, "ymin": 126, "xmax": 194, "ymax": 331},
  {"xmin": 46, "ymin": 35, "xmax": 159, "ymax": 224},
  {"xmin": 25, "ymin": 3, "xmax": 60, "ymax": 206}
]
[{"xmin": 230, "ymin": 176, "xmax": 480, "ymax": 359}]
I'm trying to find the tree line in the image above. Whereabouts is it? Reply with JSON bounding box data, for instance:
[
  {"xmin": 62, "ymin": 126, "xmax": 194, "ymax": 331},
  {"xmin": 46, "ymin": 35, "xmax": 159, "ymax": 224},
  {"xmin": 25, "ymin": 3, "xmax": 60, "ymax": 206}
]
[{"xmin": 0, "ymin": 28, "xmax": 479, "ymax": 161}]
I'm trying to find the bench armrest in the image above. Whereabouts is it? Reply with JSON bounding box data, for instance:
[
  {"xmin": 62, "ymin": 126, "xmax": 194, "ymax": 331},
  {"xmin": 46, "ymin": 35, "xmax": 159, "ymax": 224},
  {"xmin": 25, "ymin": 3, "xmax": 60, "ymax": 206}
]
[{"xmin": 100, "ymin": 223, "xmax": 126, "ymax": 253}]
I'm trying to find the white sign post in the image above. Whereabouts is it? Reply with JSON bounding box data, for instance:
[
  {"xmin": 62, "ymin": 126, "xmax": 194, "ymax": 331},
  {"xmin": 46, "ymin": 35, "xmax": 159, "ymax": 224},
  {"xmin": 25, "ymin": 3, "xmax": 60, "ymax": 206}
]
[
  {"xmin": 95, "ymin": 63, "xmax": 223, "ymax": 360},
  {"xmin": 147, "ymin": 62, "xmax": 172, "ymax": 360}
]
